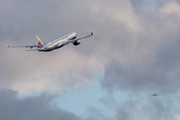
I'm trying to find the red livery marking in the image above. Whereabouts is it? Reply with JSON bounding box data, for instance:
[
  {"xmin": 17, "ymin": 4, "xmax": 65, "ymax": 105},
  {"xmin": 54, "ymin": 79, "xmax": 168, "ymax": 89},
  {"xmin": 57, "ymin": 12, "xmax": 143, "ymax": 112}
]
[{"xmin": 38, "ymin": 41, "xmax": 43, "ymax": 48}]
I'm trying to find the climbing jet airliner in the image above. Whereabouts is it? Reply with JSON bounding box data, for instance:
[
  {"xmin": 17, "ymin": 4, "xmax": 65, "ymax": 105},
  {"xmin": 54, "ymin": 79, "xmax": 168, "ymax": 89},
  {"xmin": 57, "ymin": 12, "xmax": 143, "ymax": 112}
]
[{"xmin": 6, "ymin": 31, "xmax": 93, "ymax": 52}]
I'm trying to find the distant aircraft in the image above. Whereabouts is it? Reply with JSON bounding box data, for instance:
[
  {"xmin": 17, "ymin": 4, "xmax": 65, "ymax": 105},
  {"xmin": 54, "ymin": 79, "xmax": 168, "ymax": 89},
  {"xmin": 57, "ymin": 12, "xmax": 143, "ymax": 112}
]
[
  {"xmin": 6, "ymin": 31, "xmax": 93, "ymax": 52},
  {"xmin": 152, "ymin": 93, "xmax": 158, "ymax": 96},
  {"xmin": 150, "ymin": 93, "xmax": 158, "ymax": 96}
]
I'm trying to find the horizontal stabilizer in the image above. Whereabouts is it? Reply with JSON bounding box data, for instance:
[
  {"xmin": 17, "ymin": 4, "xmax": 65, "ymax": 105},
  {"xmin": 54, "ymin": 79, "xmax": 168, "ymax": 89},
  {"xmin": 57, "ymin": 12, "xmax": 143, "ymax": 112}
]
[
  {"xmin": 6, "ymin": 45, "xmax": 26, "ymax": 48},
  {"xmin": 6, "ymin": 44, "xmax": 39, "ymax": 48}
]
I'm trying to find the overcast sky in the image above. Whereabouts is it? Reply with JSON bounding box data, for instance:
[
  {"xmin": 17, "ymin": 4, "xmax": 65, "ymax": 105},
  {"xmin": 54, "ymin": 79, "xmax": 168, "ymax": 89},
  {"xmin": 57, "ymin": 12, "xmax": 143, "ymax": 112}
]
[{"xmin": 1, "ymin": 0, "xmax": 180, "ymax": 120}]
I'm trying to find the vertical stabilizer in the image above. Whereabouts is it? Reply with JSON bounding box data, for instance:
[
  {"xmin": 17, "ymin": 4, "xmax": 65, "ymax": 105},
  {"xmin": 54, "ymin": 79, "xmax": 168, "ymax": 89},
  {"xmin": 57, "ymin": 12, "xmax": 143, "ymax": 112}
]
[{"xmin": 35, "ymin": 35, "xmax": 44, "ymax": 48}]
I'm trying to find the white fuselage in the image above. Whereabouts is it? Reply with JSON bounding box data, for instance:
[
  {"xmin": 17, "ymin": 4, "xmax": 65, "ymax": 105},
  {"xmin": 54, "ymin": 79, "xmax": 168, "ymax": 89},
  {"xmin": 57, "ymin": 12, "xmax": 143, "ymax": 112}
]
[{"xmin": 39, "ymin": 31, "xmax": 77, "ymax": 51}]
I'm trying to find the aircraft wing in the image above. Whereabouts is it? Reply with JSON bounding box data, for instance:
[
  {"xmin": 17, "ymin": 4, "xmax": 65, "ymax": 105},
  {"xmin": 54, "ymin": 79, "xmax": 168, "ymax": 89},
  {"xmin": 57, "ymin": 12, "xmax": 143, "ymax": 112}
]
[
  {"xmin": 6, "ymin": 44, "xmax": 39, "ymax": 48},
  {"xmin": 65, "ymin": 32, "xmax": 93, "ymax": 45}
]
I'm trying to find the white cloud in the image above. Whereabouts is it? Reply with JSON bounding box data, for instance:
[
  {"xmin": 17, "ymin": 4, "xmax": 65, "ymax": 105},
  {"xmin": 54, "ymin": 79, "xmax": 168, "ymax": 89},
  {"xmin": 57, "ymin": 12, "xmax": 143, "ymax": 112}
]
[
  {"xmin": 87, "ymin": 0, "xmax": 143, "ymax": 32},
  {"xmin": 160, "ymin": 1, "xmax": 180, "ymax": 16},
  {"xmin": 175, "ymin": 115, "xmax": 180, "ymax": 120},
  {"xmin": 2, "ymin": 49, "xmax": 103, "ymax": 94}
]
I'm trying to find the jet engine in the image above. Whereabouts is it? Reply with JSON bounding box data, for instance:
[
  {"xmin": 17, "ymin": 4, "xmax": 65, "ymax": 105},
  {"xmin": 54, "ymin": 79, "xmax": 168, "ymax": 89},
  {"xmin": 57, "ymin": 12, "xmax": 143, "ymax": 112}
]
[{"xmin": 73, "ymin": 40, "xmax": 81, "ymax": 46}]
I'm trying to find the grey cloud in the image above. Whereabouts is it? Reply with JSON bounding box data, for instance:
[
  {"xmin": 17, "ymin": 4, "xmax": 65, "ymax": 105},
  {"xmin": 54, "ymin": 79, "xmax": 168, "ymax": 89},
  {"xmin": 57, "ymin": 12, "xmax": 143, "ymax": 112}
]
[
  {"xmin": 100, "ymin": 0, "xmax": 180, "ymax": 94},
  {"xmin": 102, "ymin": 49, "xmax": 177, "ymax": 91},
  {"xmin": 0, "ymin": 88, "xmax": 80, "ymax": 120},
  {"xmin": 101, "ymin": 38, "xmax": 180, "ymax": 93},
  {"xmin": 115, "ymin": 109, "xmax": 130, "ymax": 120}
]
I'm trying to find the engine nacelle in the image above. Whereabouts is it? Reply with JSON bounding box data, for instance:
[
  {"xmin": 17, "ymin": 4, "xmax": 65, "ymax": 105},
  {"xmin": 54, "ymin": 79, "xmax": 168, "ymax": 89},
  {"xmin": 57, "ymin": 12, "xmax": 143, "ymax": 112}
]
[{"xmin": 73, "ymin": 40, "xmax": 81, "ymax": 46}]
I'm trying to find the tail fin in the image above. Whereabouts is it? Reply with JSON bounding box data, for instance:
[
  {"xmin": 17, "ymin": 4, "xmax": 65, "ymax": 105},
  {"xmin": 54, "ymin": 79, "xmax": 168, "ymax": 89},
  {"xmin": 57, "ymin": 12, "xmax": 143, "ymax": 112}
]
[{"xmin": 35, "ymin": 35, "xmax": 44, "ymax": 48}]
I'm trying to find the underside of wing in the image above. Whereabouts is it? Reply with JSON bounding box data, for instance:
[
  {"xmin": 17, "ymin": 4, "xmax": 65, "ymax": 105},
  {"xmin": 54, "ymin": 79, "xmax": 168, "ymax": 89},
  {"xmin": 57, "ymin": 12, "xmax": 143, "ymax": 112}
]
[{"xmin": 26, "ymin": 49, "xmax": 39, "ymax": 51}]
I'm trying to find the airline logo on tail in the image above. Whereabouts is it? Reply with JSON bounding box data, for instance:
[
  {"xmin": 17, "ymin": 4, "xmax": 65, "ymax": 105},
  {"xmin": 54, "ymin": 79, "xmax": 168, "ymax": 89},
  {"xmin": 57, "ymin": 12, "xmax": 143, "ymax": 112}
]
[
  {"xmin": 35, "ymin": 35, "xmax": 44, "ymax": 48},
  {"xmin": 38, "ymin": 41, "xmax": 43, "ymax": 48}
]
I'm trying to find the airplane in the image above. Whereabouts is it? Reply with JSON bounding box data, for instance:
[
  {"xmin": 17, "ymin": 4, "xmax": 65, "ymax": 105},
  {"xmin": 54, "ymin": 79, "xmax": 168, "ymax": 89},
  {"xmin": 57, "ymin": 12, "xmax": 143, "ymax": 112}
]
[
  {"xmin": 149, "ymin": 93, "xmax": 158, "ymax": 96},
  {"xmin": 6, "ymin": 31, "xmax": 93, "ymax": 52},
  {"xmin": 151, "ymin": 93, "xmax": 158, "ymax": 96}
]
